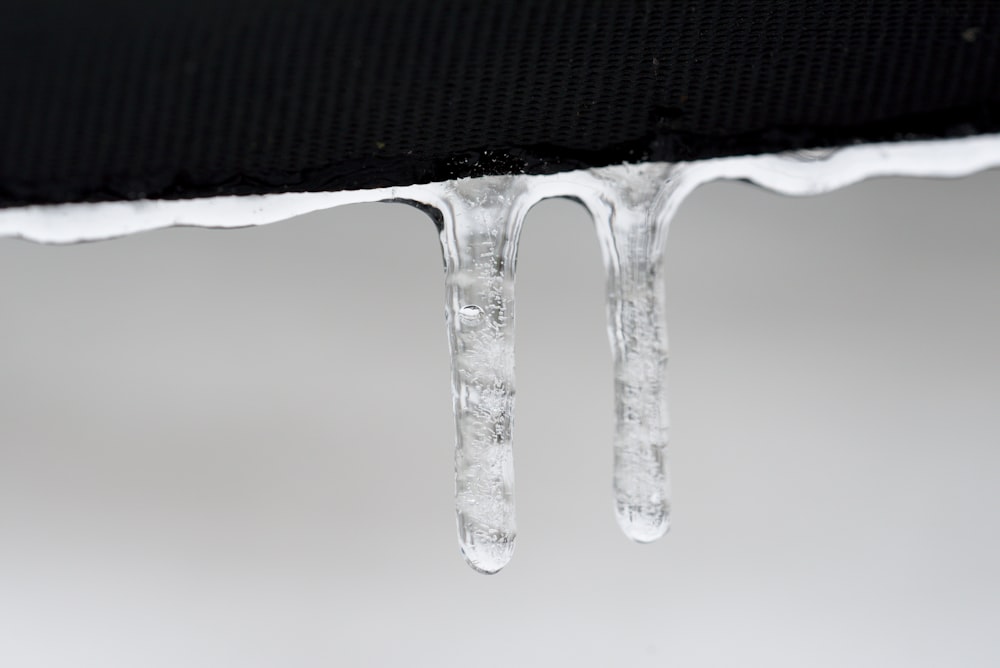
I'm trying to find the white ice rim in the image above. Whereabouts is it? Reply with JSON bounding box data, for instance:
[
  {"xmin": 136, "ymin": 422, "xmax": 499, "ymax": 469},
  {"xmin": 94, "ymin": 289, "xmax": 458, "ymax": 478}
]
[{"xmin": 2, "ymin": 133, "xmax": 999, "ymax": 245}]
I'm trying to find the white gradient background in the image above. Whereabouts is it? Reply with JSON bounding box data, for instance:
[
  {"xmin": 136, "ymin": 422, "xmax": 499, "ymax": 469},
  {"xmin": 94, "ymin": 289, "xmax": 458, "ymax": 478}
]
[{"xmin": 1, "ymin": 171, "xmax": 999, "ymax": 666}]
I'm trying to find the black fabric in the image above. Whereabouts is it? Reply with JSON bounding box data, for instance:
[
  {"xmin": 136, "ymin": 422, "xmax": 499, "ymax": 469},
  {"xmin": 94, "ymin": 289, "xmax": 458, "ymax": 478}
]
[{"xmin": 1, "ymin": 0, "xmax": 999, "ymax": 208}]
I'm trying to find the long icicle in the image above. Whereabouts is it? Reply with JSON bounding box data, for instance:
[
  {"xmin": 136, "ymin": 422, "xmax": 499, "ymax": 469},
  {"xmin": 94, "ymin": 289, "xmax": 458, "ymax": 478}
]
[
  {"xmin": 437, "ymin": 176, "xmax": 527, "ymax": 574},
  {"xmin": 593, "ymin": 164, "xmax": 676, "ymax": 543}
]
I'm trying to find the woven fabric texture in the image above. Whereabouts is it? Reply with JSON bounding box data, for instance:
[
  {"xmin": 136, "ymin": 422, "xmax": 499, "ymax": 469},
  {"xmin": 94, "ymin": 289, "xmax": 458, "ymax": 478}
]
[{"xmin": 1, "ymin": 0, "xmax": 999, "ymax": 207}]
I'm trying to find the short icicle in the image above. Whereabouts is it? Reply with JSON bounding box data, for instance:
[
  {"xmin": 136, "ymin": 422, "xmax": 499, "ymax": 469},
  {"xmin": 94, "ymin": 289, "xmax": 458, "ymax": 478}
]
[
  {"xmin": 436, "ymin": 176, "xmax": 528, "ymax": 574},
  {"xmin": 593, "ymin": 164, "xmax": 677, "ymax": 543}
]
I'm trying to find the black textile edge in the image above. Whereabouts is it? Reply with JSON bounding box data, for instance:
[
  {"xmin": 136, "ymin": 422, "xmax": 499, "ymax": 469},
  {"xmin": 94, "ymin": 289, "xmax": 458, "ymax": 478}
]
[{"xmin": 2, "ymin": 101, "xmax": 999, "ymax": 209}]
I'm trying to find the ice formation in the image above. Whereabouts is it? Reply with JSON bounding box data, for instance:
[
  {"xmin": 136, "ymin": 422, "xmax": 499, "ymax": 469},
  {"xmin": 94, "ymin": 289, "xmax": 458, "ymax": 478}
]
[{"xmin": 3, "ymin": 134, "xmax": 999, "ymax": 573}]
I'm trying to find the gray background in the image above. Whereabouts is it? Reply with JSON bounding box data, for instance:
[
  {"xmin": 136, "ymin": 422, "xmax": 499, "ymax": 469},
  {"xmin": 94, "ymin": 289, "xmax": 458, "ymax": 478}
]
[{"xmin": 1, "ymin": 171, "xmax": 999, "ymax": 666}]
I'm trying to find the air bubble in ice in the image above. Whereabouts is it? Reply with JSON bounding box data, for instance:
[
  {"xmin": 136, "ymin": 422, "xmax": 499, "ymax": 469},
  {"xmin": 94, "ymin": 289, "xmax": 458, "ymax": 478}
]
[{"xmin": 458, "ymin": 304, "xmax": 485, "ymax": 323}]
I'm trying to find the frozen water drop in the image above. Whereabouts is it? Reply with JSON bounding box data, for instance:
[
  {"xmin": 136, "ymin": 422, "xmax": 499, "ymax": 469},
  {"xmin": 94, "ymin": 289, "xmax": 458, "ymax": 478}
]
[
  {"xmin": 616, "ymin": 500, "xmax": 670, "ymax": 544},
  {"xmin": 457, "ymin": 522, "xmax": 516, "ymax": 575}
]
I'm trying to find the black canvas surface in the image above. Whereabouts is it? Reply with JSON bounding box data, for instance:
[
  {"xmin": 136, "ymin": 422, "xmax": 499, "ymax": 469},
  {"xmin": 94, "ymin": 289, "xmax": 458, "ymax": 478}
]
[{"xmin": 1, "ymin": 0, "xmax": 999, "ymax": 207}]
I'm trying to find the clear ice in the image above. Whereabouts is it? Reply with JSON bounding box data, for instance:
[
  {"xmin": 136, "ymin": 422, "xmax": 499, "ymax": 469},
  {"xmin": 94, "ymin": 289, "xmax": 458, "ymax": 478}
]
[
  {"xmin": 4, "ymin": 135, "xmax": 999, "ymax": 573},
  {"xmin": 431, "ymin": 164, "xmax": 679, "ymax": 571},
  {"xmin": 591, "ymin": 164, "xmax": 676, "ymax": 542},
  {"xmin": 436, "ymin": 176, "xmax": 529, "ymax": 574}
]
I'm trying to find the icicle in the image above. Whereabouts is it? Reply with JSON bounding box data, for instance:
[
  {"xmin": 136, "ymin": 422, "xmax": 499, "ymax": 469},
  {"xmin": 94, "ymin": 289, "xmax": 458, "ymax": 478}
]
[
  {"xmin": 429, "ymin": 163, "xmax": 681, "ymax": 561},
  {"xmin": 436, "ymin": 176, "xmax": 529, "ymax": 574},
  {"xmin": 592, "ymin": 164, "xmax": 677, "ymax": 543},
  {"xmin": 5, "ymin": 136, "xmax": 994, "ymax": 570}
]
